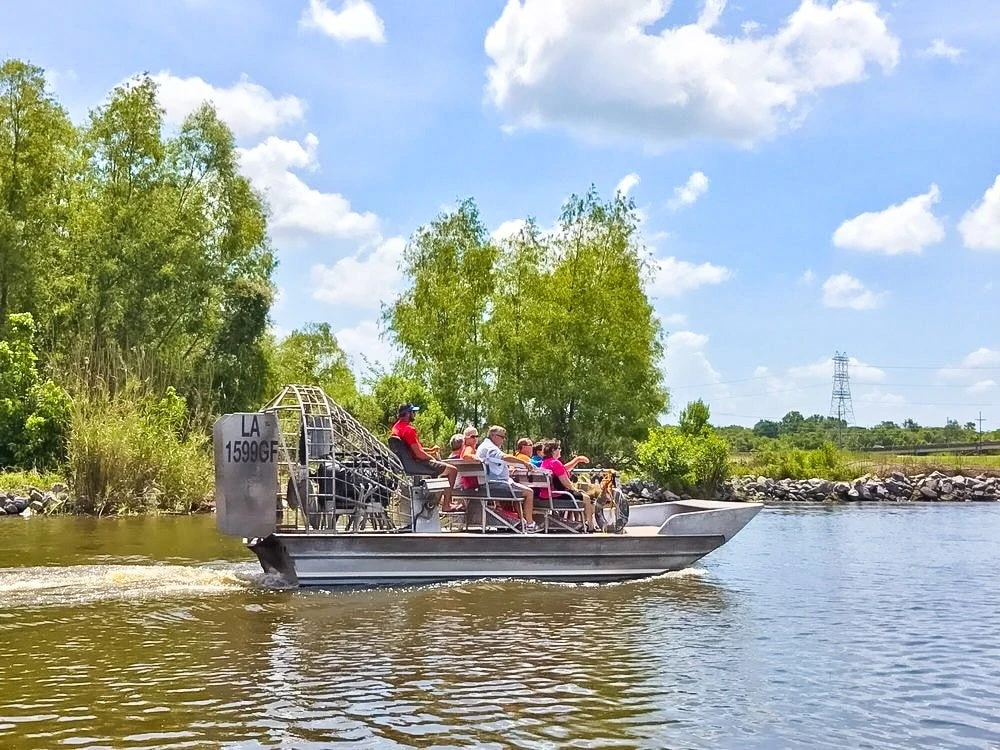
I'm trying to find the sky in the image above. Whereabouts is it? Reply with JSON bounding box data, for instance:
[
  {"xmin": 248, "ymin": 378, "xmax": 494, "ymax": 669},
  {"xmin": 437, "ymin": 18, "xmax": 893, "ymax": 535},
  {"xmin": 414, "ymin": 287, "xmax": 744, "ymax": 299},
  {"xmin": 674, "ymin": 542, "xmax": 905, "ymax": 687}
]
[{"xmin": 4, "ymin": 0, "xmax": 1000, "ymax": 429}]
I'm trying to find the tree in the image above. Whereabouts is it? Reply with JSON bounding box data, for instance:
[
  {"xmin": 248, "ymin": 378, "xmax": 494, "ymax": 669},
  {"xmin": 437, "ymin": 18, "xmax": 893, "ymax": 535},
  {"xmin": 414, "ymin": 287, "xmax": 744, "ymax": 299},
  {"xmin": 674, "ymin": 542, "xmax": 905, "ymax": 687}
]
[
  {"xmin": 266, "ymin": 323, "xmax": 358, "ymax": 405},
  {"xmin": 679, "ymin": 399, "xmax": 711, "ymax": 436},
  {"xmin": 386, "ymin": 199, "xmax": 496, "ymax": 427},
  {"xmin": 753, "ymin": 419, "xmax": 781, "ymax": 438},
  {"xmin": 780, "ymin": 411, "xmax": 805, "ymax": 434},
  {"xmin": 528, "ymin": 189, "xmax": 665, "ymax": 459},
  {"xmin": 0, "ymin": 60, "xmax": 74, "ymax": 327}
]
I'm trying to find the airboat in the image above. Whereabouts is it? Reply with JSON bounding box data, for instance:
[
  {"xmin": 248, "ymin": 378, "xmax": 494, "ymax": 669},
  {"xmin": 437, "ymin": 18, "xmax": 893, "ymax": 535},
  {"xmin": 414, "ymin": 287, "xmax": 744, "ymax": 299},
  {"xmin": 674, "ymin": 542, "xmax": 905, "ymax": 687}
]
[{"xmin": 213, "ymin": 386, "xmax": 762, "ymax": 587}]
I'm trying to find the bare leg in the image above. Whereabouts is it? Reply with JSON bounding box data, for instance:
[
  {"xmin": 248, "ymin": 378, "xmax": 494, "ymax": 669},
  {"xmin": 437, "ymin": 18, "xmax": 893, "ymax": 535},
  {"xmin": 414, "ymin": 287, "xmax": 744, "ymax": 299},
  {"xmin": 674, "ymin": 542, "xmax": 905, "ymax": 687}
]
[
  {"xmin": 522, "ymin": 487, "xmax": 534, "ymax": 524},
  {"xmin": 441, "ymin": 465, "xmax": 457, "ymax": 510}
]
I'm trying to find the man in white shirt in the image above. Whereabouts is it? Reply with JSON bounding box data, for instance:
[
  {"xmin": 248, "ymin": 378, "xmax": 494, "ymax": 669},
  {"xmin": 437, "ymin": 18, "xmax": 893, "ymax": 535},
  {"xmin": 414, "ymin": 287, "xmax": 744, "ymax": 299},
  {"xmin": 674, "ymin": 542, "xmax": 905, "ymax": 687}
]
[{"xmin": 476, "ymin": 425, "xmax": 537, "ymax": 532}]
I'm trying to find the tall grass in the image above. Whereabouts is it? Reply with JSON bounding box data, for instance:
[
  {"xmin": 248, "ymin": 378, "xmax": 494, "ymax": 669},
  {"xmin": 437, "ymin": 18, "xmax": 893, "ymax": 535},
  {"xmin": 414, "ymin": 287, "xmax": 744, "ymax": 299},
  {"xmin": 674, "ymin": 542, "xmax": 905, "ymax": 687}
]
[{"xmin": 65, "ymin": 378, "xmax": 213, "ymax": 515}]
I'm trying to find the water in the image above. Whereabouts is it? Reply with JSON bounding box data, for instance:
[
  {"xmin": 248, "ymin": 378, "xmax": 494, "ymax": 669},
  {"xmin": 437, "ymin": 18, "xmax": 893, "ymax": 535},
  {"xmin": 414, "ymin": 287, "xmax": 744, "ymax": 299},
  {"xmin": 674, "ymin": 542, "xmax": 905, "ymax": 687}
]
[{"xmin": 1, "ymin": 506, "xmax": 999, "ymax": 749}]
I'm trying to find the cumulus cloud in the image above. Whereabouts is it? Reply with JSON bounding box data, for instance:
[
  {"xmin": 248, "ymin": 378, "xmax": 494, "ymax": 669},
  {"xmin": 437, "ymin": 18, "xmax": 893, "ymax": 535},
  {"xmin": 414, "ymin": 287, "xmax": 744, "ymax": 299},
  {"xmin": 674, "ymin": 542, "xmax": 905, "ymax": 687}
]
[
  {"xmin": 968, "ymin": 380, "xmax": 996, "ymax": 394},
  {"xmin": 300, "ymin": 0, "xmax": 385, "ymax": 43},
  {"xmin": 658, "ymin": 312, "xmax": 688, "ymax": 328},
  {"xmin": 959, "ymin": 175, "xmax": 1000, "ymax": 251},
  {"xmin": 238, "ymin": 134, "xmax": 380, "ymax": 240},
  {"xmin": 799, "ymin": 269, "xmax": 816, "ymax": 285},
  {"xmin": 663, "ymin": 331, "xmax": 726, "ymax": 396},
  {"xmin": 832, "ymin": 185, "xmax": 945, "ymax": 255},
  {"xmin": 616, "ymin": 172, "xmax": 641, "ymax": 197},
  {"xmin": 821, "ymin": 273, "xmax": 886, "ymax": 310},
  {"xmin": 649, "ymin": 256, "xmax": 732, "ymax": 297},
  {"xmin": 491, "ymin": 218, "xmax": 529, "ymax": 242},
  {"xmin": 921, "ymin": 39, "xmax": 963, "ymax": 61},
  {"xmin": 311, "ymin": 235, "xmax": 406, "ymax": 308},
  {"xmin": 484, "ymin": 0, "xmax": 899, "ymax": 147},
  {"xmin": 938, "ymin": 347, "xmax": 1000, "ymax": 381},
  {"xmin": 152, "ymin": 72, "xmax": 305, "ymax": 138},
  {"xmin": 787, "ymin": 356, "xmax": 886, "ymax": 382},
  {"xmin": 335, "ymin": 319, "xmax": 397, "ymax": 373},
  {"xmin": 668, "ymin": 171, "xmax": 709, "ymax": 210}
]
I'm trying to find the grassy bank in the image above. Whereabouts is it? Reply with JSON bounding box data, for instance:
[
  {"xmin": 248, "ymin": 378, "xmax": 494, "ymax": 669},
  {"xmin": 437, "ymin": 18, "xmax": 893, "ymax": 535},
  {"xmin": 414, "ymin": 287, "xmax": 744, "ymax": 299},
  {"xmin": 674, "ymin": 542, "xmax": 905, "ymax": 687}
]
[{"xmin": 732, "ymin": 447, "xmax": 1000, "ymax": 481}]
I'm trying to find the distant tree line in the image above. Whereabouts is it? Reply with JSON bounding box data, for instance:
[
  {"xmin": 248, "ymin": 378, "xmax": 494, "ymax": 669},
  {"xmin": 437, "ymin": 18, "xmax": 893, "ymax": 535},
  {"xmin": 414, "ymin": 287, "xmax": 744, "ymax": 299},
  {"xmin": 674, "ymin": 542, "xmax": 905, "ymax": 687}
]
[{"xmin": 716, "ymin": 411, "xmax": 998, "ymax": 453}]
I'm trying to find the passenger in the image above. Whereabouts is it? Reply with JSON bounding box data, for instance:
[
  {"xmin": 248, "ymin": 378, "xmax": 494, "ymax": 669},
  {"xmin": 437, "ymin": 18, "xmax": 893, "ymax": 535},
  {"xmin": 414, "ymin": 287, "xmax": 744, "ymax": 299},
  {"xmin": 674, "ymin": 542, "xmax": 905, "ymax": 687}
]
[
  {"xmin": 539, "ymin": 440, "xmax": 597, "ymax": 532},
  {"xmin": 530, "ymin": 441, "xmax": 544, "ymax": 467},
  {"xmin": 447, "ymin": 433, "xmax": 465, "ymax": 459},
  {"xmin": 390, "ymin": 403, "xmax": 457, "ymax": 511},
  {"xmin": 444, "ymin": 433, "xmax": 470, "ymax": 512},
  {"xmin": 458, "ymin": 426, "xmax": 482, "ymax": 491},
  {"xmin": 476, "ymin": 425, "xmax": 538, "ymax": 532},
  {"xmin": 513, "ymin": 438, "xmax": 534, "ymax": 465}
]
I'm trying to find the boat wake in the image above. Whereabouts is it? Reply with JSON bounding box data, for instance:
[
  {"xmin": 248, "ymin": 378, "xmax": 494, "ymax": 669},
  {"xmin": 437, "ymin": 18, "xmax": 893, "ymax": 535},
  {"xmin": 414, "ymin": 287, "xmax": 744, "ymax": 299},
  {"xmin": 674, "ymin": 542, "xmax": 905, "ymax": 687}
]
[{"xmin": 0, "ymin": 563, "xmax": 283, "ymax": 609}]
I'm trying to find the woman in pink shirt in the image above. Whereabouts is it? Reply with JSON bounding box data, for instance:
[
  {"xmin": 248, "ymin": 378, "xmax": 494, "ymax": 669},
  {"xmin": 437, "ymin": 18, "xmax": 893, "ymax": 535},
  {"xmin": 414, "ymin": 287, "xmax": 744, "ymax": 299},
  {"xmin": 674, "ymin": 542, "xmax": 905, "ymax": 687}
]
[{"xmin": 539, "ymin": 440, "xmax": 597, "ymax": 532}]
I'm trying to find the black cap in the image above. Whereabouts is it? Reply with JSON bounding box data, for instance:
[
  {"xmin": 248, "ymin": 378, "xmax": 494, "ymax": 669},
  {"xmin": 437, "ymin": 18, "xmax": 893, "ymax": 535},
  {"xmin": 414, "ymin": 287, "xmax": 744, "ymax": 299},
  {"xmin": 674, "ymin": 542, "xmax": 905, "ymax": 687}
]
[{"xmin": 397, "ymin": 403, "xmax": 420, "ymax": 416}]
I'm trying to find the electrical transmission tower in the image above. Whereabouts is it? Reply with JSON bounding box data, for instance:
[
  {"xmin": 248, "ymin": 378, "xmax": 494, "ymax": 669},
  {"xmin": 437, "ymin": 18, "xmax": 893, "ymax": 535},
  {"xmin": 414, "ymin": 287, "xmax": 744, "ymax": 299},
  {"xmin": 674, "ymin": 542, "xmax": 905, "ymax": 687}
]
[{"xmin": 829, "ymin": 352, "xmax": 855, "ymax": 427}]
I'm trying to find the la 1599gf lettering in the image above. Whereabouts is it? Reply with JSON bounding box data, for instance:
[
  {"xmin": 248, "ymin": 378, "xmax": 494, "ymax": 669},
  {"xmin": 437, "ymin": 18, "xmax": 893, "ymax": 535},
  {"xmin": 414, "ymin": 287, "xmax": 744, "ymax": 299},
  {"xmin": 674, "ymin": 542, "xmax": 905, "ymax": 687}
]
[{"xmin": 223, "ymin": 414, "xmax": 278, "ymax": 463}]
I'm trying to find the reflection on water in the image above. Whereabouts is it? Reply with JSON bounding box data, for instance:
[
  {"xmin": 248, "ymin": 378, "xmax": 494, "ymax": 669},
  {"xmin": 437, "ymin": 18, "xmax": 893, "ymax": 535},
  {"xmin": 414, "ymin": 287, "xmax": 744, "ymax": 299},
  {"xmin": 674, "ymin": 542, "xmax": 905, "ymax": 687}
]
[{"xmin": 1, "ymin": 507, "xmax": 999, "ymax": 748}]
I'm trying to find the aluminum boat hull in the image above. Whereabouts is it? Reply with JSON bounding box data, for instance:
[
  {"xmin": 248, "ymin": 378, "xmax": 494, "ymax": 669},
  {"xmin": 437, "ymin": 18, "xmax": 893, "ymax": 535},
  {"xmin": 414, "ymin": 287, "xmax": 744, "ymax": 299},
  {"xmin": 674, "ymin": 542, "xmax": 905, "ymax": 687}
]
[{"xmin": 249, "ymin": 500, "xmax": 762, "ymax": 587}]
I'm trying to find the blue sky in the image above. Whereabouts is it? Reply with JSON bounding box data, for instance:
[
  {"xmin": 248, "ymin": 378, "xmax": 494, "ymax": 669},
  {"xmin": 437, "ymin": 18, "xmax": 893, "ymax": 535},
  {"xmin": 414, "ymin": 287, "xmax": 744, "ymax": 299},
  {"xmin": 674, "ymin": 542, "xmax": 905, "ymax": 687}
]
[{"xmin": 4, "ymin": 0, "xmax": 1000, "ymax": 428}]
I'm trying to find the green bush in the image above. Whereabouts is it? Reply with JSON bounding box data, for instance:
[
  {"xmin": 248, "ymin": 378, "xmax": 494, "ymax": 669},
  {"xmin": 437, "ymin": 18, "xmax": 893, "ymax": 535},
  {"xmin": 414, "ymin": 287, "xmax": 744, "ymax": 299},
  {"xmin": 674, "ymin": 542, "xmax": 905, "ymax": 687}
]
[
  {"xmin": 0, "ymin": 313, "xmax": 71, "ymax": 469},
  {"xmin": 736, "ymin": 441, "xmax": 855, "ymax": 480},
  {"xmin": 636, "ymin": 425, "xmax": 731, "ymax": 496},
  {"xmin": 66, "ymin": 380, "xmax": 212, "ymax": 515}
]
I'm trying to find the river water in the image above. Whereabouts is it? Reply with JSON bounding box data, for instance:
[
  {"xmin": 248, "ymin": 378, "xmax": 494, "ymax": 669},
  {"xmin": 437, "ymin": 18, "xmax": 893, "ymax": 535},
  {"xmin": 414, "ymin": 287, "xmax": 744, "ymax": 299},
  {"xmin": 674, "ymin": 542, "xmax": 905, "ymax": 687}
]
[{"xmin": 1, "ymin": 505, "xmax": 998, "ymax": 749}]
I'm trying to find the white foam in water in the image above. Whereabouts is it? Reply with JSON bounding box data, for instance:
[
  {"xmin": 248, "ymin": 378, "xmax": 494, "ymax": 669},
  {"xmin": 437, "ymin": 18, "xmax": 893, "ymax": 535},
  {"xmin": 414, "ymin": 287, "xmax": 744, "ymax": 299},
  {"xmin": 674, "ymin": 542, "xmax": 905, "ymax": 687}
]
[{"xmin": 0, "ymin": 564, "xmax": 258, "ymax": 608}]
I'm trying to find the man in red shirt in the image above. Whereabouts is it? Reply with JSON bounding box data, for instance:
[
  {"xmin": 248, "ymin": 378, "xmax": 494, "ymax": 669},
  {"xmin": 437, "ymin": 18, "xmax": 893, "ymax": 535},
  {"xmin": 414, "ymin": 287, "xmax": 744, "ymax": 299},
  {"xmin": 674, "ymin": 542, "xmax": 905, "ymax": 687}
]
[{"xmin": 390, "ymin": 404, "xmax": 457, "ymax": 510}]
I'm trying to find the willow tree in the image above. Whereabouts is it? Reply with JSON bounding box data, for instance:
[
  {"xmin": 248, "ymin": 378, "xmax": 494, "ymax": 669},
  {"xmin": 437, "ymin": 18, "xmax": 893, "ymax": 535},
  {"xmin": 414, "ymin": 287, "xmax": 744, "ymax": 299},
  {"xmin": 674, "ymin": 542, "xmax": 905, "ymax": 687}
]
[
  {"xmin": 386, "ymin": 199, "xmax": 496, "ymax": 427},
  {"xmin": 530, "ymin": 189, "xmax": 666, "ymax": 460},
  {"xmin": 482, "ymin": 219, "xmax": 547, "ymax": 440},
  {"xmin": 0, "ymin": 60, "xmax": 74, "ymax": 328},
  {"xmin": 51, "ymin": 75, "xmax": 274, "ymax": 412}
]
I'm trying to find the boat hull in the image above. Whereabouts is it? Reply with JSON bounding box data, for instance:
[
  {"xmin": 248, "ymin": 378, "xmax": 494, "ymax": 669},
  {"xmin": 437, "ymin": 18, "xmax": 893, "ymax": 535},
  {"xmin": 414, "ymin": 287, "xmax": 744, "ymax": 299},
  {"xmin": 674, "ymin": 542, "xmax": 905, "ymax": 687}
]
[{"xmin": 249, "ymin": 499, "xmax": 762, "ymax": 588}]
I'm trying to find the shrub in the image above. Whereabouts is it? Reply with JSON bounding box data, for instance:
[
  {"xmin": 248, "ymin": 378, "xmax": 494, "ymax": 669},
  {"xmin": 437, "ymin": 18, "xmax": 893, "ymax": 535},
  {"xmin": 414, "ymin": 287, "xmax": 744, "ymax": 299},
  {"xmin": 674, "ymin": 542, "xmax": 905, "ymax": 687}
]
[
  {"xmin": 636, "ymin": 425, "xmax": 731, "ymax": 496},
  {"xmin": 66, "ymin": 380, "xmax": 212, "ymax": 515},
  {"xmin": 736, "ymin": 441, "xmax": 855, "ymax": 480},
  {"xmin": 0, "ymin": 313, "xmax": 71, "ymax": 470}
]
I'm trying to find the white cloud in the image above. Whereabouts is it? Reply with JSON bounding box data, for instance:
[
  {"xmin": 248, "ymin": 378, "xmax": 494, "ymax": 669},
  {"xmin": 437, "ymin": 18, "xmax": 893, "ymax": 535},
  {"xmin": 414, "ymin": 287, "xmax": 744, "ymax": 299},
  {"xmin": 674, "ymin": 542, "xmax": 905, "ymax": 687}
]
[
  {"xmin": 663, "ymin": 331, "xmax": 726, "ymax": 401},
  {"xmin": 741, "ymin": 20, "xmax": 762, "ymax": 35},
  {"xmin": 856, "ymin": 388, "xmax": 905, "ymax": 405},
  {"xmin": 937, "ymin": 347, "xmax": 1000, "ymax": 383},
  {"xmin": 659, "ymin": 312, "xmax": 688, "ymax": 328},
  {"xmin": 336, "ymin": 319, "xmax": 396, "ymax": 373},
  {"xmin": 616, "ymin": 172, "xmax": 641, "ymax": 197},
  {"xmin": 697, "ymin": 0, "xmax": 727, "ymax": 30},
  {"xmin": 152, "ymin": 72, "xmax": 305, "ymax": 138},
  {"xmin": 300, "ymin": 0, "xmax": 385, "ymax": 43},
  {"xmin": 649, "ymin": 256, "xmax": 732, "ymax": 297},
  {"xmin": 921, "ymin": 39, "xmax": 963, "ymax": 61},
  {"xmin": 787, "ymin": 356, "xmax": 886, "ymax": 383},
  {"xmin": 668, "ymin": 171, "xmax": 709, "ymax": 210},
  {"xmin": 799, "ymin": 269, "xmax": 816, "ymax": 285},
  {"xmin": 238, "ymin": 134, "xmax": 380, "ymax": 240},
  {"xmin": 832, "ymin": 185, "xmax": 945, "ymax": 255},
  {"xmin": 968, "ymin": 380, "xmax": 996, "ymax": 394},
  {"xmin": 821, "ymin": 273, "xmax": 886, "ymax": 310},
  {"xmin": 484, "ymin": 0, "xmax": 899, "ymax": 147},
  {"xmin": 491, "ymin": 218, "xmax": 529, "ymax": 242},
  {"xmin": 959, "ymin": 175, "xmax": 1000, "ymax": 251},
  {"xmin": 311, "ymin": 236, "xmax": 406, "ymax": 308}
]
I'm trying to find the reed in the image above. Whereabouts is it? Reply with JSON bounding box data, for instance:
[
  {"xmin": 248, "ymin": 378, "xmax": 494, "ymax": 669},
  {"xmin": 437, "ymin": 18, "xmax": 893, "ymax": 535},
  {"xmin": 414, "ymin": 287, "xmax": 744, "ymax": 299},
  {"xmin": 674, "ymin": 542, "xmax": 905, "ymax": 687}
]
[{"xmin": 65, "ymin": 378, "xmax": 212, "ymax": 515}]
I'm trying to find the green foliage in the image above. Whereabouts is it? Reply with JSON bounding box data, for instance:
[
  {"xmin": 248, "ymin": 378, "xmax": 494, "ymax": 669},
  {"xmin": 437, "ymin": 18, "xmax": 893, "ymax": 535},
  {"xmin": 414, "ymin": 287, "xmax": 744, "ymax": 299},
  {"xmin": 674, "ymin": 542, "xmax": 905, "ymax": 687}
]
[
  {"xmin": 636, "ymin": 424, "xmax": 731, "ymax": 496},
  {"xmin": 265, "ymin": 323, "xmax": 359, "ymax": 406},
  {"xmin": 0, "ymin": 313, "xmax": 70, "ymax": 468},
  {"xmin": 679, "ymin": 399, "xmax": 710, "ymax": 436},
  {"xmin": 352, "ymin": 370, "xmax": 456, "ymax": 452},
  {"xmin": 66, "ymin": 379, "xmax": 213, "ymax": 515},
  {"xmin": 737, "ymin": 441, "xmax": 854, "ymax": 481},
  {"xmin": 385, "ymin": 189, "xmax": 665, "ymax": 462}
]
